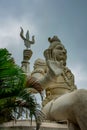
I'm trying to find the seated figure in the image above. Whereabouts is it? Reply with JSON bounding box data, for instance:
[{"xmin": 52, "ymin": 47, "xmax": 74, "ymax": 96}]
[
  {"xmin": 27, "ymin": 36, "xmax": 87, "ymax": 130},
  {"xmin": 43, "ymin": 36, "xmax": 77, "ymax": 105},
  {"xmin": 27, "ymin": 36, "xmax": 77, "ymax": 106}
]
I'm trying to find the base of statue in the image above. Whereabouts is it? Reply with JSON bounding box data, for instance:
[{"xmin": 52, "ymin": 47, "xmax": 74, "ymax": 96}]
[{"xmin": 0, "ymin": 120, "xmax": 69, "ymax": 130}]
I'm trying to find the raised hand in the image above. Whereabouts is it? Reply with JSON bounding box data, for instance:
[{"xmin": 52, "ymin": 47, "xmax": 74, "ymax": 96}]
[{"xmin": 44, "ymin": 49, "xmax": 64, "ymax": 76}]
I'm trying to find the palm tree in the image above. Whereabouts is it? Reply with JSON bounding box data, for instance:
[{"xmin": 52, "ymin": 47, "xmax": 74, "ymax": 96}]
[
  {"xmin": 0, "ymin": 48, "xmax": 26, "ymax": 122},
  {"xmin": 0, "ymin": 48, "xmax": 45, "ymax": 130}
]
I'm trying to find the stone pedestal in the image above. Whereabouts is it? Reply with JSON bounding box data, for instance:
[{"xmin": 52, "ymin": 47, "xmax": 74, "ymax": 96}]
[{"xmin": 0, "ymin": 120, "xmax": 68, "ymax": 130}]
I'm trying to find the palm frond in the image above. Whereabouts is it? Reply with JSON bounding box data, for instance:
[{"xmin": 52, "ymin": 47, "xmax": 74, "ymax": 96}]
[{"xmin": 0, "ymin": 48, "xmax": 45, "ymax": 130}]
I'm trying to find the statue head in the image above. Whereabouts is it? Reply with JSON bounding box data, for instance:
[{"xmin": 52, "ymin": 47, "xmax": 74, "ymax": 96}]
[{"xmin": 44, "ymin": 36, "xmax": 67, "ymax": 66}]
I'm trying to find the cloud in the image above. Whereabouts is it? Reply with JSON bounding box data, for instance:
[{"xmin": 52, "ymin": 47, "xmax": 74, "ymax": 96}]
[
  {"xmin": 0, "ymin": 0, "xmax": 87, "ymax": 91},
  {"xmin": 0, "ymin": 16, "xmax": 87, "ymax": 89},
  {"xmin": 0, "ymin": 16, "xmax": 39, "ymax": 65},
  {"xmin": 71, "ymin": 64, "xmax": 87, "ymax": 89}
]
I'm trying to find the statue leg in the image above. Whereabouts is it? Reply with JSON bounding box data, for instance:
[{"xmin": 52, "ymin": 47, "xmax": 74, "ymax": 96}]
[
  {"xmin": 42, "ymin": 89, "xmax": 87, "ymax": 130},
  {"xmin": 42, "ymin": 93, "xmax": 75, "ymax": 121},
  {"xmin": 42, "ymin": 100, "xmax": 54, "ymax": 120}
]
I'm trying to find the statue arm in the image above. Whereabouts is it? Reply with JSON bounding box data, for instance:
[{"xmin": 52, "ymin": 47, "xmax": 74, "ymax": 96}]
[{"xmin": 38, "ymin": 49, "xmax": 64, "ymax": 89}]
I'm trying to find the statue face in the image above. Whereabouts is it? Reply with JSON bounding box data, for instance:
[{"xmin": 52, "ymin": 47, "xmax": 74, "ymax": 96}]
[{"xmin": 52, "ymin": 44, "xmax": 67, "ymax": 64}]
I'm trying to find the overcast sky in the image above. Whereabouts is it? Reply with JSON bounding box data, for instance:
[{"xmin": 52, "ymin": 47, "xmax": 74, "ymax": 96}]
[{"xmin": 0, "ymin": 0, "xmax": 87, "ymax": 89}]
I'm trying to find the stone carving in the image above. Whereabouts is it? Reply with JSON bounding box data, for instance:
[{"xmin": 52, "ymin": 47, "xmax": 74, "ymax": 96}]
[
  {"xmin": 20, "ymin": 27, "xmax": 35, "ymax": 49},
  {"xmin": 42, "ymin": 89, "xmax": 87, "ymax": 130},
  {"xmin": 20, "ymin": 28, "xmax": 35, "ymax": 76},
  {"xmin": 31, "ymin": 58, "xmax": 47, "ymax": 79},
  {"xmin": 27, "ymin": 36, "xmax": 87, "ymax": 129},
  {"xmin": 28, "ymin": 58, "xmax": 47, "ymax": 94},
  {"xmin": 27, "ymin": 35, "xmax": 77, "ymax": 104},
  {"xmin": 40, "ymin": 36, "xmax": 77, "ymax": 106}
]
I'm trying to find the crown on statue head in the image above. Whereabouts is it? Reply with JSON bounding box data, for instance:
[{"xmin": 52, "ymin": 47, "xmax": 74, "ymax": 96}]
[{"xmin": 48, "ymin": 36, "xmax": 61, "ymax": 43}]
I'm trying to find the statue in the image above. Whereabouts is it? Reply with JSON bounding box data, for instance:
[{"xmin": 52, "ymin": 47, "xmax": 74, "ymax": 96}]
[
  {"xmin": 34, "ymin": 36, "xmax": 76, "ymax": 106},
  {"xmin": 31, "ymin": 58, "xmax": 47, "ymax": 80},
  {"xmin": 20, "ymin": 27, "xmax": 35, "ymax": 76},
  {"xmin": 42, "ymin": 89, "xmax": 87, "ymax": 130},
  {"xmin": 28, "ymin": 58, "xmax": 47, "ymax": 100},
  {"xmin": 26, "ymin": 36, "xmax": 87, "ymax": 130},
  {"xmin": 20, "ymin": 27, "xmax": 35, "ymax": 49}
]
